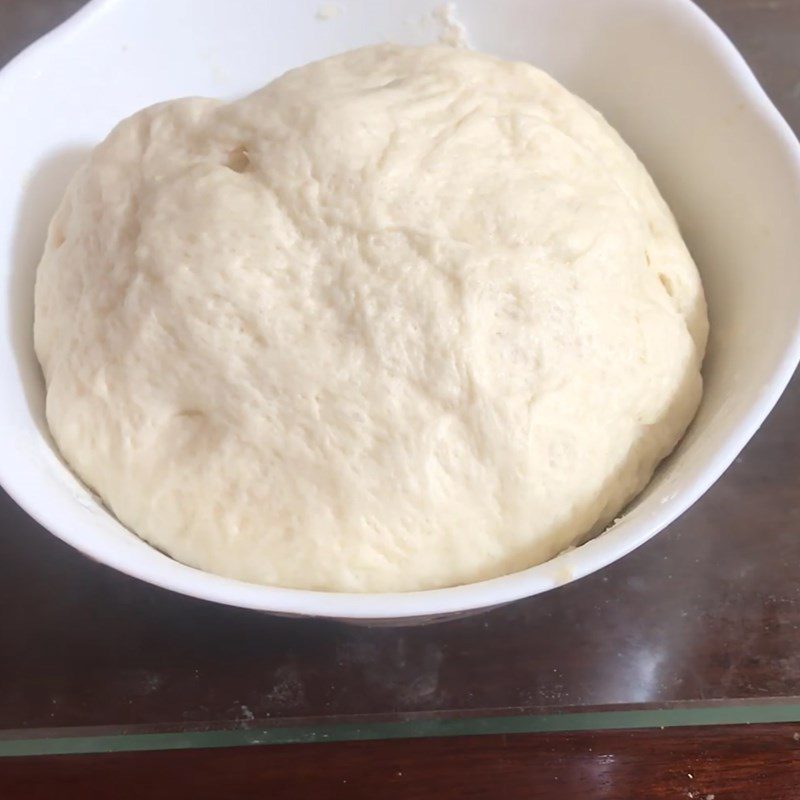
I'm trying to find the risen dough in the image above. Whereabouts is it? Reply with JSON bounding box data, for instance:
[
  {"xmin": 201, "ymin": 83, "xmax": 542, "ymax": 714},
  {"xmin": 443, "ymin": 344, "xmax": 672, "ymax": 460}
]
[{"xmin": 34, "ymin": 45, "xmax": 707, "ymax": 592}]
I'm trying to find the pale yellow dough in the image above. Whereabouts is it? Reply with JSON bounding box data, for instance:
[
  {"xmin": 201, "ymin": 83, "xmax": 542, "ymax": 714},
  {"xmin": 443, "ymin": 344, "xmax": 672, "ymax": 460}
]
[{"xmin": 34, "ymin": 45, "xmax": 707, "ymax": 592}]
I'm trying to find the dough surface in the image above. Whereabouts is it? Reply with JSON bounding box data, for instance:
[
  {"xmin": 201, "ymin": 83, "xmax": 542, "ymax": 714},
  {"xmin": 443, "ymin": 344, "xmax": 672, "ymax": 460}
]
[{"xmin": 34, "ymin": 44, "xmax": 707, "ymax": 592}]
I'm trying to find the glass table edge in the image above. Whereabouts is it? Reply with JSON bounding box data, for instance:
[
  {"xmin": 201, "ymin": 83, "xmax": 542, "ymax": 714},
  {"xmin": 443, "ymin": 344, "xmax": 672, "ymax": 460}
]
[{"xmin": 3, "ymin": 703, "xmax": 800, "ymax": 757}]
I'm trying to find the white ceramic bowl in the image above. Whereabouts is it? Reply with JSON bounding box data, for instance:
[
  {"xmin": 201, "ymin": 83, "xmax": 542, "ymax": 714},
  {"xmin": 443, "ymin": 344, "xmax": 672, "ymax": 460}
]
[{"xmin": 1, "ymin": 0, "xmax": 799, "ymax": 620}]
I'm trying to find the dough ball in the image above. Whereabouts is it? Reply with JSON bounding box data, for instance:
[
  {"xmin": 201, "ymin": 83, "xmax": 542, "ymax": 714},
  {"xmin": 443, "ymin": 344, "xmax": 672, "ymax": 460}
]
[{"xmin": 34, "ymin": 45, "xmax": 707, "ymax": 592}]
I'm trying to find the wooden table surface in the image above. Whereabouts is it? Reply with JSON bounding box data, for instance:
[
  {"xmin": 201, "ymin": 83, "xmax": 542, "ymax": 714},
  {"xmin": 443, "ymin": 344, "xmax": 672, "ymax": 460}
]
[
  {"xmin": 2, "ymin": 1, "xmax": 800, "ymax": 797},
  {"xmin": 3, "ymin": 723, "xmax": 800, "ymax": 800}
]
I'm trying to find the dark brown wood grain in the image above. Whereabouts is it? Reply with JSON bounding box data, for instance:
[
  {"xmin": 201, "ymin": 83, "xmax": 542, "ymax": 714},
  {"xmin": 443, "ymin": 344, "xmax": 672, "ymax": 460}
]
[
  {"xmin": 2, "ymin": 0, "xmax": 800, "ymax": 797},
  {"xmin": 3, "ymin": 724, "xmax": 800, "ymax": 800}
]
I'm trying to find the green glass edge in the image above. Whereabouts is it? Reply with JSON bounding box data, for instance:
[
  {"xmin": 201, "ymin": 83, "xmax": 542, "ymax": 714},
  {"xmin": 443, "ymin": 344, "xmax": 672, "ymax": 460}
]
[{"xmin": 3, "ymin": 704, "xmax": 800, "ymax": 757}]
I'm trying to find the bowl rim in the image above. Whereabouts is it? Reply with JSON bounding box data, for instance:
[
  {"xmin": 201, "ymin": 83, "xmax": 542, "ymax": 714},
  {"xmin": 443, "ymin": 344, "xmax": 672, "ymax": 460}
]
[{"xmin": 2, "ymin": 0, "xmax": 800, "ymax": 619}]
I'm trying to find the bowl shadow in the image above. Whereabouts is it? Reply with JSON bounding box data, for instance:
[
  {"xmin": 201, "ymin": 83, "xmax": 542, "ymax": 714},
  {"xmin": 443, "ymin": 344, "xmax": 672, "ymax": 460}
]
[{"xmin": 8, "ymin": 145, "xmax": 90, "ymax": 442}]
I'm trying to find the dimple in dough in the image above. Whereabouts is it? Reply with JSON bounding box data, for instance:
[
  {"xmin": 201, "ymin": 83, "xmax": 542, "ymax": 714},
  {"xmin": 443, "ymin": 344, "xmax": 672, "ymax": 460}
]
[{"xmin": 34, "ymin": 44, "xmax": 708, "ymax": 592}]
